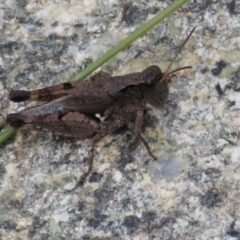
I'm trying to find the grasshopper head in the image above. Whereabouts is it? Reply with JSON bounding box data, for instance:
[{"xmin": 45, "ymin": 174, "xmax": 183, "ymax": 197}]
[
  {"xmin": 141, "ymin": 66, "xmax": 192, "ymax": 108},
  {"xmin": 140, "ymin": 27, "xmax": 195, "ymax": 108},
  {"xmin": 142, "ymin": 65, "xmax": 163, "ymax": 85}
]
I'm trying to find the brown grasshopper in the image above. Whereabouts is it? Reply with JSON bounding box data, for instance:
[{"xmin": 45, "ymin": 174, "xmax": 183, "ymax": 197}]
[{"xmin": 5, "ymin": 28, "xmax": 195, "ymax": 183}]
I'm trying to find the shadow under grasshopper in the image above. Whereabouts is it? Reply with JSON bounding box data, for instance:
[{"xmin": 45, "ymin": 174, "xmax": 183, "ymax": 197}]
[{"xmin": 5, "ymin": 28, "xmax": 195, "ymax": 184}]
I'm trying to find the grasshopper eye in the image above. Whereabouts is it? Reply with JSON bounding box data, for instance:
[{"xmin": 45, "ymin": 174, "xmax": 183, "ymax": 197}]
[{"xmin": 142, "ymin": 65, "xmax": 162, "ymax": 85}]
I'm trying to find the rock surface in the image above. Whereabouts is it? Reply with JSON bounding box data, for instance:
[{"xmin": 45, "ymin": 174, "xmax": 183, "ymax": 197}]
[{"xmin": 1, "ymin": 1, "xmax": 240, "ymax": 239}]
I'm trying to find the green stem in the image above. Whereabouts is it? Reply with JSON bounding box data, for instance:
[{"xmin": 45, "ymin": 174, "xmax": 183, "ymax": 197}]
[{"xmin": 0, "ymin": 127, "xmax": 17, "ymax": 145}]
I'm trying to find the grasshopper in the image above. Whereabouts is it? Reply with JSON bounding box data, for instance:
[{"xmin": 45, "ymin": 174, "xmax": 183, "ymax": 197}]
[{"xmin": 5, "ymin": 28, "xmax": 195, "ymax": 183}]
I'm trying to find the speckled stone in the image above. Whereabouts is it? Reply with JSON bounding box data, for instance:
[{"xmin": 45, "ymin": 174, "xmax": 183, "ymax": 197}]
[{"xmin": 1, "ymin": 1, "xmax": 240, "ymax": 239}]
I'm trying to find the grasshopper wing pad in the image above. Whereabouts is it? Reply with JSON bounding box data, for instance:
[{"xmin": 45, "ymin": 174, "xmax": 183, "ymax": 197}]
[
  {"xmin": 103, "ymin": 72, "xmax": 143, "ymax": 97},
  {"xmin": 59, "ymin": 81, "xmax": 114, "ymax": 114},
  {"xmin": 103, "ymin": 66, "xmax": 162, "ymax": 97}
]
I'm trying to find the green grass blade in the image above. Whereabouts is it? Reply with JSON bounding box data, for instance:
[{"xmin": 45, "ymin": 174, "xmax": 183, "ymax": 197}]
[
  {"xmin": 0, "ymin": 0, "xmax": 189, "ymax": 145},
  {"xmin": 0, "ymin": 127, "xmax": 17, "ymax": 145}
]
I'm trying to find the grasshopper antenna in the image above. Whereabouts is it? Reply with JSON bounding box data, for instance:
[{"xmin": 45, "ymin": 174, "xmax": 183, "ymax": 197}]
[
  {"xmin": 160, "ymin": 27, "xmax": 196, "ymax": 82},
  {"xmin": 168, "ymin": 66, "xmax": 192, "ymax": 75}
]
